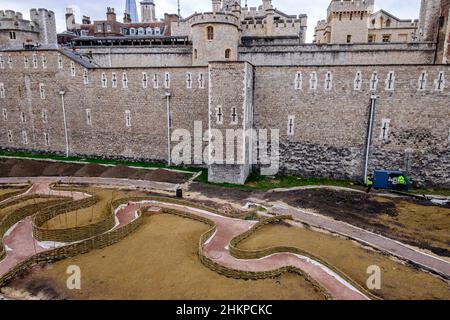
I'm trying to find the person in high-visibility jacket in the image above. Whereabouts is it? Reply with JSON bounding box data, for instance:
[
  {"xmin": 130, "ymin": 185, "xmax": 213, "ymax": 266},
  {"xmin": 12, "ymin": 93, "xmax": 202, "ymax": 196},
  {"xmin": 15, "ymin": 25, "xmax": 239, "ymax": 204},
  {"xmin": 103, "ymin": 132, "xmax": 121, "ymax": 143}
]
[
  {"xmin": 366, "ymin": 174, "xmax": 374, "ymax": 194},
  {"xmin": 397, "ymin": 175, "xmax": 406, "ymax": 191}
]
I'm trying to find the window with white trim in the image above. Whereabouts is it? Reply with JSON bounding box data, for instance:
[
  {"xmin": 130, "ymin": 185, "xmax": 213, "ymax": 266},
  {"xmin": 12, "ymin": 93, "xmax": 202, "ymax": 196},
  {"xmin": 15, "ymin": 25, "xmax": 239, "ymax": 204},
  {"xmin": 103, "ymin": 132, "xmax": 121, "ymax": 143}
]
[
  {"xmin": 112, "ymin": 73, "xmax": 117, "ymax": 88},
  {"xmin": 287, "ymin": 115, "xmax": 295, "ymax": 136},
  {"xmin": 324, "ymin": 71, "xmax": 332, "ymax": 91},
  {"xmin": 164, "ymin": 72, "xmax": 170, "ymax": 89},
  {"xmin": 42, "ymin": 109, "xmax": 48, "ymax": 123},
  {"xmin": 32, "ymin": 54, "xmax": 38, "ymax": 68},
  {"xmin": 125, "ymin": 110, "xmax": 132, "ymax": 127},
  {"xmin": 354, "ymin": 71, "xmax": 363, "ymax": 91},
  {"xmin": 24, "ymin": 56, "xmax": 29, "ymax": 69},
  {"xmin": 0, "ymin": 83, "xmax": 5, "ymax": 98},
  {"xmin": 20, "ymin": 111, "xmax": 26, "ymax": 123},
  {"xmin": 370, "ymin": 71, "xmax": 379, "ymax": 91},
  {"xmin": 380, "ymin": 118, "xmax": 390, "ymax": 141},
  {"xmin": 153, "ymin": 74, "xmax": 159, "ymax": 88},
  {"xmin": 198, "ymin": 73, "xmax": 205, "ymax": 89},
  {"xmin": 86, "ymin": 109, "xmax": 92, "ymax": 126},
  {"xmin": 44, "ymin": 132, "xmax": 50, "ymax": 146},
  {"xmin": 230, "ymin": 107, "xmax": 238, "ymax": 125},
  {"xmin": 417, "ymin": 71, "xmax": 427, "ymax": 91},
  {"xmin": 434, "ymin": 71, "xmax": 445, "ymax": 92},
  {"xmin": 309, "ymin": 72, "xmax": 317, "ymax": 90},
  {"xmin": 294, "ymin": 72, "xmax": 302, "ymax": 90},
  {"xmin": 58, "ymin": 54, "xmax": 63, "ymax": 69},
  {"xmin": 122, "ymin": 73, "xmax": 129, "ymax": 88},
  {"xmin": 2, "ymin": 108, "xmax": 7, "ymax": 121},
  {"xmin": 39, "ymin": 83, "xmax": 45, "ymax": 100},
  {"xmin": 385, "ymin": 71, "xmax": 395, "ymax": 91},
  {"xmin": 70, "ymin": 62, "xmax": 76, "ymax": 76},
  {"xmin": 142, "ymin": 72, "xmax": 148, "ymax": 88},
  {"xmin": 83, "ymin": 69, "xmax": 89, "ymax": 85},
  {"xmin": 0, "ymin": 55, "xmax": 4, "ymax": 69},
  {"xmin": 186, "ymin": 72, "xmax": 192, "ymax": 89},
  {"xmin": 7, "ymin": 130, "xmax": 13, "ymax": 143},
  {"xmin": 215, "ymin": 106, "xmax": 223, "ymax": 125},
  {"xmin": 22, "ymin": 130, "xmax": 28, "ymax": 144},
  {"xmin": 101, "ymin": 73, "xmax": 108, "ymax": 88},
  {"xmin": 41, "ymin": 55, "xmax": 47, "ymax": 69}
]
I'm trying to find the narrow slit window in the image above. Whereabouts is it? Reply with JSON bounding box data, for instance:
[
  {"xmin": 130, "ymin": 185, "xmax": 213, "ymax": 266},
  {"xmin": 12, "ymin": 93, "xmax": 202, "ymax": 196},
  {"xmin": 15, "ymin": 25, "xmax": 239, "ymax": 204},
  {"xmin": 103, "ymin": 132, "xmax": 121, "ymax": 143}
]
[
  {"xmin": 122, "ymin": 73, "xmax": 129, "ymax": 88},
  {"xmin": 354, "ymin": 71, "xmax": 362, "ymax": 91},
  {"xmin": 164, "ymin": 72, "xmax": 170, "ymax": 89},
  {"xmin": 112, "ymin": 73, "xmax": 117, "ymax": 88},
  {"xmin": 287, "ymin": 115, "xmax": 295, "ymax": 136},
  {"xmin": 0, "ymin": 83, "xmax": 5, "ymax": 98},
  {"xmin": 39, "ymin": 83, "xmax": 46, "ymax": 100},
  {"xmin": 125, "ymin": 110, "xmax": 132, "ymax": 127},
  {"xmin": 7, "ymin": 130, "xmax": 13, "ymax": 143},
  {"xmin": 42, "ymin": 109, "xmax": 48, "ymax": 123},
  {"xmin": 102, "ymin": 73, "xmax": 108, "ymax": 88},
  {"xmin": 142, "ymin": 72, "xmax": 148, "ymax": 89},
  {"xmin": 2, "ymin": 108, "xmax": 7, "ymax": 121},
  {"xmin": 294, "ymin": 72, "xmax": 302, "ymax": 90},
  {"xmin": 22, "ymin": 131, "xmax": 28, "ymax": 144},
  {"xmin": 86, "ymin": 109, "xmax": 92, "ymax": 126},
  {"xmin": 186, "ymin": 72, "xmax": 192, "ymax": 89},
  {"xmin": 370, "ymin": 72, "xmax": 379, "ymax": 91},
  {"xmin": 32, "ymin": 54, "xmax": 38, "ymax": 68},
  {"xmin": 153, "ymin": 74, "xmax": 159, "ymax": 88},
  {"xmin": 70, "ymin": 62, "xmax": 76, "ymax": 76},
  {"xmin": 385, "ymin": 71, "xmax": 395, "ymax": 91}
]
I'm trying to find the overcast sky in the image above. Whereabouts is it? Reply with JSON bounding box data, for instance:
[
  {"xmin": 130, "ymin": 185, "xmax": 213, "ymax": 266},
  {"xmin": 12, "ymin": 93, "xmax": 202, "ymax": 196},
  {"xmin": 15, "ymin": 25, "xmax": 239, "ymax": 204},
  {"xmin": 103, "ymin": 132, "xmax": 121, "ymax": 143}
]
[{"xmin": 1, "ymin": 0, "xmax": 421, "ymax": 42}]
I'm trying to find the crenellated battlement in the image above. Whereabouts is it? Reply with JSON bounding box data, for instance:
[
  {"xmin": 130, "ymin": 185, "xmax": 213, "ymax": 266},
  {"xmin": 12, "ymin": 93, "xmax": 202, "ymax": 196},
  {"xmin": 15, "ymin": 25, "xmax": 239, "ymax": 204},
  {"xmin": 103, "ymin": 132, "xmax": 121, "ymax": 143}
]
[
  {"xmin": 189, "ymin": 12, "xmax": 241, "ymax": 28},
  {"xmin": 327, "ymin": 0, "xmax": 374, "ymax": 17}
]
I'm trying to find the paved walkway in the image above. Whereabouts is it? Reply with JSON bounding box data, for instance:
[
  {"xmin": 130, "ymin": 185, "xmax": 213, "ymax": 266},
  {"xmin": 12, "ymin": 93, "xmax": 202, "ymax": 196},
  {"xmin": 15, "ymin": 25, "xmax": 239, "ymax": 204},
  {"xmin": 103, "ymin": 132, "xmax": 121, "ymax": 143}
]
[
  {"xmin": 271, "ymin": 203, "xmax": 450, "ymax": 279},
  {"xmin": 0, "ymin": 177, "xmax": 178, "ymax": 192}
]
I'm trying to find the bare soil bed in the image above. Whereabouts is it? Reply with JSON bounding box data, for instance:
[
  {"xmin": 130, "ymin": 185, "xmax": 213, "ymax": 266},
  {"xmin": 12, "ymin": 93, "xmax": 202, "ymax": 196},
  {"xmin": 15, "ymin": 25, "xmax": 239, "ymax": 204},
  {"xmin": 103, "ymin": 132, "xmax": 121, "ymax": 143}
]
[
  {"xmin": 265, "ymin": 189, "xmax": 450, "ymax": 257},
  {"xmin": 238, "ymin": 222, "xmax": 450, "ymax": 300},
  {"xmin": 0, "ymin": 158, "xmax": 190, "ymax": 184},
  {"xmin": 4, "ymin": 214, "xmax": 325, "ymax": 300}
]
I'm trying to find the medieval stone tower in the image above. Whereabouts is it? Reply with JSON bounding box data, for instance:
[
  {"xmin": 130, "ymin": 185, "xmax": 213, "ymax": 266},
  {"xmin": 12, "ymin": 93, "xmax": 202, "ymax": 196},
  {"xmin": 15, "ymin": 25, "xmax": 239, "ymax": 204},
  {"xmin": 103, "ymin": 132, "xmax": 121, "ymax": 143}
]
[
  {"xmin": 222, "ymin": 0, "xmax": 240, "ymax": 12},
  {"xmin": 418, "ymin": 0, "xmax": 443, "ymax": 41},
  {"xmin": 327, "ymin": 0, "xmax": 374, "ymax": 44},
  {"xmin": 191, "ymin": 1, "xmax": 240, "ymax": 66},
  {"xmin": 30, "ymin": 8, "xmax": 57, "ymax": 47},
  {"xmin": 140, "ymin": 0, "xmax": 156, "ymax": 23}
]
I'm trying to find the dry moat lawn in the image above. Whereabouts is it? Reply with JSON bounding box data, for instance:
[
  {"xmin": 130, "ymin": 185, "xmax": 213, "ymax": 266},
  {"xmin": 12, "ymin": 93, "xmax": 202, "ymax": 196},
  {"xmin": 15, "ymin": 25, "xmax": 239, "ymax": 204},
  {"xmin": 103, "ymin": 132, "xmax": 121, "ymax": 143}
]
[
  {"xmin": 237, "ymin": 221, "xmax": 450, "ymax": 300},
  {"xmin": 5, "ymin": 214, "xmax": 326, "ymax": 300}
]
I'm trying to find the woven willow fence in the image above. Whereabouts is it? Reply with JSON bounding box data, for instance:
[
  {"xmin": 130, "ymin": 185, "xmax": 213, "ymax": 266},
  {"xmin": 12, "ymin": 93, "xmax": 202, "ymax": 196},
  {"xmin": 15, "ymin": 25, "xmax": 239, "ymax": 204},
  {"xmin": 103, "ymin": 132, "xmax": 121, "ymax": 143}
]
[{"xmin": 0, "ymin": 184, "xmax": 32, "ymax": 203}]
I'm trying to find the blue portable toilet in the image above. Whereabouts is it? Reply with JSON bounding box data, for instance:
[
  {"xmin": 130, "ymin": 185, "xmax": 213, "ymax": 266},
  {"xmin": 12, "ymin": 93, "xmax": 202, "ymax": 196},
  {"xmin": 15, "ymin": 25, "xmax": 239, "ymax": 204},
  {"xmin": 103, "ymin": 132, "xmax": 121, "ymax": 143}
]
[{"xmin": 373, "ymin": 170, "xmax": 410, "ymax": 192}]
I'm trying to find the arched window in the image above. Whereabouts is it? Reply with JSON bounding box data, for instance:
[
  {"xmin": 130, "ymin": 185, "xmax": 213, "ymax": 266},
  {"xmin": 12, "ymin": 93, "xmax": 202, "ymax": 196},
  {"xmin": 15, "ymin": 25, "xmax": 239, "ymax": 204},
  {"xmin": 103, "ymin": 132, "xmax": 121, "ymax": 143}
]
[
  {"xmin": 194, "ymin": 49, "xmax": 198, "ymax": 60},
  {"xmin": 386, "ymin": 19, "xmax": 391, "ymax": 27},
  {"xmin": 225, "ymin": 49, "xmax": 231, "ymax": 59},
  {"xmin": 207, "ymin": 26, "xmax": 214, "ymax": 40}
]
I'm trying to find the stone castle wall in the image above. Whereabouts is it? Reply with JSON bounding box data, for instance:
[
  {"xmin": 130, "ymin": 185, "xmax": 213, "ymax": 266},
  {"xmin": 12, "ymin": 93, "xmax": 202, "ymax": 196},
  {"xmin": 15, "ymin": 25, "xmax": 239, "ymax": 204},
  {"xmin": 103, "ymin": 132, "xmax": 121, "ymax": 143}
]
[{"xmin": 0, "ymin": 49, "xmax": 449, "ymax": 186}]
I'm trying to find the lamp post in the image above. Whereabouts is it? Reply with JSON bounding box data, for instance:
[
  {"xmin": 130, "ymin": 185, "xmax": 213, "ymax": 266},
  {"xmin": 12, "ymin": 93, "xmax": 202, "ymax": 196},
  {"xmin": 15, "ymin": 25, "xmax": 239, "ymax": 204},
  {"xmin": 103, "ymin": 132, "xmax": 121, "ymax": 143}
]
[{"xmin": 59, "ymin": 90, "xmax": 69, "ymax": 158}]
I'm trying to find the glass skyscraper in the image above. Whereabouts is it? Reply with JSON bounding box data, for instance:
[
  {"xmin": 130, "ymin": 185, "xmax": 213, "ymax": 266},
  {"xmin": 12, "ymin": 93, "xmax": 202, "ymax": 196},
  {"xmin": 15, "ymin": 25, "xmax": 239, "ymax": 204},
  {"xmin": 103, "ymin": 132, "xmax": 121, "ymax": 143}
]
[{"xmin": 125, "ymin": 0, "xmax": 139, "ymax": 23}]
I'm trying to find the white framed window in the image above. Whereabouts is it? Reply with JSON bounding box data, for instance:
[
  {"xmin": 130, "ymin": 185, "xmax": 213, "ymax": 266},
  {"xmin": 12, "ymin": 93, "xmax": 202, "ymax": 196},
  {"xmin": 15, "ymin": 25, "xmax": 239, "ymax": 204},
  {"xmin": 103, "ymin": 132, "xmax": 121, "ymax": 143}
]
[
  {"xmin": 20, "ymin": 111, "xmax": 26, "ymax": 123},
  {"xmin": 41, "ymin": 55, "xmax": 48, "ymax": 69},
  {"xmin": 287, "ymin": 115, "xmax": 295, "ymax": 136},
  {"xmin": 58, "ymin": 54, "xmax": 63, "ymax": 69},
  {"xmin": 7, "ymin": 130, "xmax": 13, "ymax": 143},
  {"xmin": 309, "ymin": 72, "xmax": 317, "ymax": 90},
  {"xmin": 417, "ymin": 71, "xmax": 427, "ymax": 91},
  {"xmin": 22, "ymin": 130, "xmax": 28, "ymax": 144},
  {"xmin": 83, "ymin": 69, "xmax": 89, "ymax": 85},
  {"xmin": 294, "ymin": 72, "xmax": 302, "ymax": 90},
  {"xmin": 107, "ymin": 24, "xmax": 112, "ymax": 32},
  {"xmin": 380, "ymin": 118, "xmax": 391, "ymax": 141},
  {"xmin": 101, "ymin": 73, "xmax": 108, "ymax": 88},
  {"xmin": 32, "ymin": 54, "xmax": 38, "ymax": 68},
  {"xmin": 230, "ymin": 107, "xmax": 238, "ymax": 125},
  {"xmin": 385, "ymin": 71, "xmax": 395, "ymax": 91},
  {"xmin": 354, "ymin": 71, "xmax": 363, "ymax": 91},
  {"xmin": 39, "ymin": 83, "xmax": 46, "ymax": 100},
  {"xmin": 215, "ymin": 106, "xmax": 223, "ymax": 125},
  {"xmin": 142, "ymin": 72, "xmax": 148, "ymax": 89},
  {"xmin": 42, "ymin": 109, "xmax": 48, "ymax": 123},
  {"xmin": 198, "ymin": 73, "xmax": 205, "ymax": 89},
  {"xmin": 122, "ymin": 73, "xmax": 129, "ymax": 88},
  {"xmin": 153, "ymin": 74, "xmax": 159, "ymax": 88},
  {"xmin": 370, "ymin": 71, "xmax": 379, "ymax": 91},
  {"xmin": 7, "ymin": 55, "xmax": 12, "ymax": 69},
  {"xmin": 0, "ymin": 55, "xmax": 4, "ymax": 69},
  {"xmin": 70, "ymin": 62, "xmax": 76, "ymax": 77},
  {"xmin": 324, "ymin": 71, "xmax": 333, "ymax": 91},
  {"xmin": 86, "ymin": 109, "xmax": 92, "ymax": 126},
  {"xmin": 111, "ymin": 73, "xmax": 117, "ymax": 88},
  {"xmin": 2, "ymin": 108, "xmax": 7, "ymax": 121},
  {"xmin": 125, "ymin": 110, "xmax": 131, "ymax": 127},
  {"xmin": 0, "ymin": 83, "xmax": 5, "ymax": 98},
  {"xmin": 186, "ymin": 72, "xmax": 192, "ymax": 89},
  {"xmin": 24, "ymin": 56, "xmax": 29, "ymax": 69},
  {"xmin": 434, "ymin": 71, "xmax": 445, "ymax": 92},
  {"xmin": 44, "ymin": 132, "xmax": 50, "ymax": 146}
]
